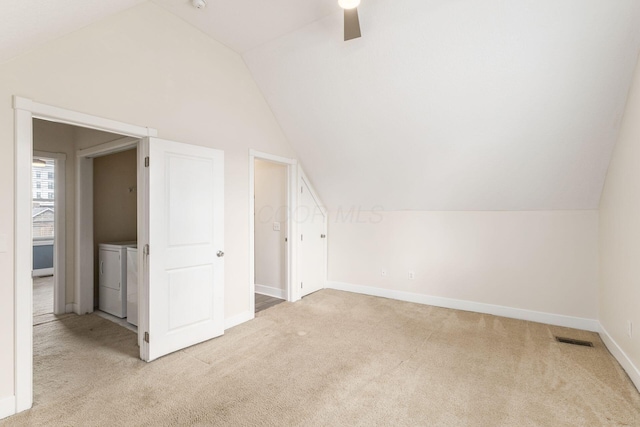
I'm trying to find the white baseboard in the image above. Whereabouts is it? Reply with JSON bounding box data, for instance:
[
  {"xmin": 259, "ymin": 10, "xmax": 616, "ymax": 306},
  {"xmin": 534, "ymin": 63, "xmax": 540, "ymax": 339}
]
[
  {"xmin": 32, "ymin": 268, "xmax": 53, "ymax": 277},
  {"xmin": 255, "ymin": 284, "xmax": 286, "ymax": 299},
  {"xmin": 327, "ymin": 281, "xmax": 600, "ymax": 332},
  {"xmin": 225, "ymin": 310, "xmax": 254, "ymax": 331},
  {"xmin": 65, "ymin": 303, "xmax": 78, "ymax": 314},
  {"xmin": 599, "ymin": 324, "xmax": 640, "ymax": 392},
  {"xmin": 0, "ymin": 395, "xmax": 16, "ymax": 420}
]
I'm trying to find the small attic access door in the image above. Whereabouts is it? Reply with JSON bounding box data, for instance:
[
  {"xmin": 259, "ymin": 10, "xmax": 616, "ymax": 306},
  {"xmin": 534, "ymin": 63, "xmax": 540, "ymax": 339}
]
[
  {"xmin": 298, "ymin": 174, "xmax": 327, "ymax": 297},
  {"xmin": 139, "ymin": 137, "xmax": 225, "ymax": 362}
]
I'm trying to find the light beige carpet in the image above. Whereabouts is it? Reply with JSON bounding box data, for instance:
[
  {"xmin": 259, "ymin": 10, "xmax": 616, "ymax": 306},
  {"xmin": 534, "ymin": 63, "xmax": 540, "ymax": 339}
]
[
  {"xmin": 32, "ymin": 276, "xmax": 53, "ymax": 317},
  {"xmin": 32, "ymin": 276, "xmax": 73, "ymax": 326},
  {"xmin": 3, "ymin": 289, "xmax": 639, "ymax": 426}
]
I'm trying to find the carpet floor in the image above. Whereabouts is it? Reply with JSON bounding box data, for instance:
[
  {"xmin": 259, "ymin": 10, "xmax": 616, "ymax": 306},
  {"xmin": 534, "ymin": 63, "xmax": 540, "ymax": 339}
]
[
  {"xmin": 32, "ymin": 276, "xmax": 53, "ymax": 317},
  {"xmin": 2, "ymin": 289, "xmax": 639, "ymax": 426}
]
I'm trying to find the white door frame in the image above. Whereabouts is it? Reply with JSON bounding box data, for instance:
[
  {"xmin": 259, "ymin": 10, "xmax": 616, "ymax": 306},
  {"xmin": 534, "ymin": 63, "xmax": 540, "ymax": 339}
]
[
  {"xmin": 13, "ymin": 96, "xmax": 157, "ymax": 415},
  {"xmin": 249, "ymin": 150, "xmax": 299, "ymax": 313},
  {"xmin": 75, "ymin": 136, "xmax": 140, "ymax": 316},
  {"xmin": 32, "ymin": 150, "xmax": 66, "ymax": 315}
]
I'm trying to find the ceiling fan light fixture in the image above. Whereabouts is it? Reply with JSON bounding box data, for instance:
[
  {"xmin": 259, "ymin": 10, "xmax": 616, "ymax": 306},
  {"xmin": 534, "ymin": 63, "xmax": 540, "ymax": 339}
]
[{"xmin": 338, "ymin": 0, "xmax": 360, "ymax": 10}]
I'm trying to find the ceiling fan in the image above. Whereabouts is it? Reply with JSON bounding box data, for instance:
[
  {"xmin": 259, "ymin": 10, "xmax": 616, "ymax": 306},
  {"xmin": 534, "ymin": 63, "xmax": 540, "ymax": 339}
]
[{"xmin": 339, "ymin": 0, "xmax": 362, "ymax": 41}]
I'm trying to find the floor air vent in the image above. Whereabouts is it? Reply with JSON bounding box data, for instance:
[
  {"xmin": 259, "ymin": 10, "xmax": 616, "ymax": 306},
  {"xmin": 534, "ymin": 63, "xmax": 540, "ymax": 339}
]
[{"xmin": 555, "ymin": 336, "xmax": 594, "ymax": 347}]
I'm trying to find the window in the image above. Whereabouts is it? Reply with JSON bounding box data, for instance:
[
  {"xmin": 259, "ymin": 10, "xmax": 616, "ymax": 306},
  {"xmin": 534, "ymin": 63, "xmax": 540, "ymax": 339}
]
[{"xmin": 32, "ymin": 158, "xmax": 55, "ymax": 239}]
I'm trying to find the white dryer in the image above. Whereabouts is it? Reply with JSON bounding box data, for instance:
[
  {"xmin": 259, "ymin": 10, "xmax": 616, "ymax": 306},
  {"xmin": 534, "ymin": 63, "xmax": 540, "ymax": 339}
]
[{"xmin": 98, "ymin": 242, "xmax": 136, "ymax": 318}]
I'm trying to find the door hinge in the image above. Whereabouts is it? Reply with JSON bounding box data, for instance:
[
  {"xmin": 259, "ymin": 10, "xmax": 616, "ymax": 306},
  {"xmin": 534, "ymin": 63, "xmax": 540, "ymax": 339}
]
[
  {"xmin": 301, "ymin": 186, "xmax": 303, "ymax": 194},
  {"xmin": 301, "ymin": 234, "xmax": 303, "ymax": 241},
  {"xmin": 301, "ymin": 282, "xmax": 303, "ymax": 289},
  {"xmin": 143, "ymin": 244, "xmax": 150, "ymax": 256},
  {"xmin": 144, "ymin": 157, "xmax": 149, "ymax": 167},
  {"xmin": 144, "ymin": 332, "xmax": 149, "ymax": 343}
]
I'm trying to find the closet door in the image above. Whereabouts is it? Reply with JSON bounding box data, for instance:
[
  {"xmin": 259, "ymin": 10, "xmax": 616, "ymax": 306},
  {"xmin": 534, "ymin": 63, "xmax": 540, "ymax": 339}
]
[{"xmin": 298, "ymin": 177, "xmax": 326, "ymax": 297}]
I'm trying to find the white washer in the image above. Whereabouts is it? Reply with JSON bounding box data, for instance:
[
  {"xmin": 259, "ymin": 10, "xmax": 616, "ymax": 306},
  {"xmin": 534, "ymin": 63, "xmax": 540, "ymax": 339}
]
[
  {"xmin": 126, "ymin": 247, "xmax": 138, "ymax": 326},
  {"xmin": 98, "ymin": 242, "xmax": 136, "ymax": 318}
]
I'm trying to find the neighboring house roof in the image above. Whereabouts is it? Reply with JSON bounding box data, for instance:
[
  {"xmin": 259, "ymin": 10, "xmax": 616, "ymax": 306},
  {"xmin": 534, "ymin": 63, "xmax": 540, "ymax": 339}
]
[{"xmin": 32, "ymin": 208, "xmax": 54, "ymax": 218}]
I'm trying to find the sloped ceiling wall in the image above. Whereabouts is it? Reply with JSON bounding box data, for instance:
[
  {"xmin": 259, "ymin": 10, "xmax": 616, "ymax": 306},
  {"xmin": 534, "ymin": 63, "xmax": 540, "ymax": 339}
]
[
  {"xmin": 0, "ymin": 0, "xmax": 145, "ymax": 64},
  {"xmin": 244, "ymin": 0, "xmax": 640, "ymax": 211},
  {"xmin": 151, "ymin": 0, "xmax": 337, "ymax": 53},
  {"xmin": 2, "ymin": 0, "xmax": 640, "ymax": 211}
]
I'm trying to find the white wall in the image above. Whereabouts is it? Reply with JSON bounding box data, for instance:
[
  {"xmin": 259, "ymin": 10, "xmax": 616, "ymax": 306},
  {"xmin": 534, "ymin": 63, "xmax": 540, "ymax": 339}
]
[
  {"xmin": 0, "ymin": 1, "xmax": 294, "ymax": 402},
  {"xmin": 254, "ymin": 160, "xmax": 287, "ymax": 296},
  {"xmin": 599, "ymin": 56, "xmax": 640, "ymax": 386},
  {"xmin": 329, "ymin": 210, "xmax": 599, "ymax": 322},
  {"xmin": 243, "ymin": 0, "xmax": 640, "ymax": 213}
]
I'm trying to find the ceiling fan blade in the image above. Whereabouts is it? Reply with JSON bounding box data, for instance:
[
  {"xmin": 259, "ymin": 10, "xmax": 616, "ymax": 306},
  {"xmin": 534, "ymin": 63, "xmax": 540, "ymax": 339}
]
[{"xmin": 344, "ymin": 8, "xmax": 361, "ymax": 41}]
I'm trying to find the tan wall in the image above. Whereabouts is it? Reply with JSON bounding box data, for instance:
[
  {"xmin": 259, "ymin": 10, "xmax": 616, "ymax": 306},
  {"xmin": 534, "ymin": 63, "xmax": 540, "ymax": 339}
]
[
  {"xmin": 599, "ymin": 56, "xmax": 640, "ymax": 374},
  {"xmin": 93, "ymin": 149, "xmax": 138, "ymax": 303},
  {"xmin": 254, "ymin": 160, "xmax": 287, "ymax": 292},
  {"xmin": 0, "ymin": 1, "xmax": 295, "ymax": 400}
]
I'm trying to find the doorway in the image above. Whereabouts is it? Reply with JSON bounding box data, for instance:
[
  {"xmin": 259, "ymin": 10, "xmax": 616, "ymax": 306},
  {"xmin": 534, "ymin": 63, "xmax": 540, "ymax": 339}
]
[
  {"xmin": 14, "ymin": 97, "xmax": 159, "ymax": 413},
  {"xmin": 16, "ymin": 98, "xmax": 227, "ymax": 414},
  {"xmin": 30, "ymin": 152, "xmax": 66, "ymax": 321},
  {"xmin": 253, "ymin": 159, "xmax": 288, "ymax": 311},
  {"xmin": 249, "ymin": 150, "xmax": 298, "ymax": 314},
  {"xmin": 90, "ymin": 146, "xmax": 139, "ymax": 333}
]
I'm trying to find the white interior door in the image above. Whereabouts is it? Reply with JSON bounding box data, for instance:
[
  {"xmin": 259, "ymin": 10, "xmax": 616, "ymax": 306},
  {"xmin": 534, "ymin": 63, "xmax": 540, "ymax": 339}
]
[
  {"xmin": 140, "ymin": 137, "xmax": 224, "ymax": 362},
  {"xmin": 298, "ymin": 177, "xmax": 326, "ymax": 297}
]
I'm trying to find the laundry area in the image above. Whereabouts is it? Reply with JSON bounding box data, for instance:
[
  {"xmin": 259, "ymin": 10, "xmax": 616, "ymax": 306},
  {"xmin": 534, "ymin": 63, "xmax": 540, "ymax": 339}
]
[
  {"xmin": 92, "ymin": 147, "xmax": 139, "ymax": 330},
  {"xmin": 96, "ymin": 242, "xmax": 138, "ymax": 329}
]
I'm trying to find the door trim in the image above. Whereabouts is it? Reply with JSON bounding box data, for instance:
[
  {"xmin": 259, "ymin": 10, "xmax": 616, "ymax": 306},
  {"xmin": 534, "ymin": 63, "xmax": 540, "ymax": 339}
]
[
  {"xmin": 249, "ymin": 150, "xmax": 298, "ymax": 312},
  {"xmin": 13, "ymin": 96, "xmax": 157, "ymax": 415},
  {"xmin": 32, "ymin": 150, "xmax": 66, "ymax": 315},
  {"xmin": 75, "ymin": 137, "xmax": 139, "ymax": 317}
]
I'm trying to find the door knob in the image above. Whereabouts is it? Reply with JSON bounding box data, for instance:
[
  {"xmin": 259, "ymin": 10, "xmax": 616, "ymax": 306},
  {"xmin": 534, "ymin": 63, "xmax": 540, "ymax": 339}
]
[{"xmin": 217, "ymin": 251, "xmax": 225, "ymax": 258}]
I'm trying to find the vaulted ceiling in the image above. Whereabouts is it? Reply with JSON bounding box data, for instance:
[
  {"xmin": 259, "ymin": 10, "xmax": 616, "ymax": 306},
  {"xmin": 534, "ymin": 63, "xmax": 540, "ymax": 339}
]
[
  {"xmin": 3, "ymin": 0, "xmax": 640, "ymax": 211},
  {"xmin": 0, "ymin": 0, "xmax": 146, "ymax": 64}
]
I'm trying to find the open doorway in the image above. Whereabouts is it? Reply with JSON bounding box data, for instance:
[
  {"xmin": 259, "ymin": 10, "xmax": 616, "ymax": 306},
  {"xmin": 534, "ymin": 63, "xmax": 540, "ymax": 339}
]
[
  {"xmin": 32, "ymin": 118, "xmax": 140, "ymax": 333},
  {"xmin": 249, "ymin": 150, "xmax": 298, "ymax": 314},
  {"xmin": 16, "ymin": 97, "xmax": 226, "ymax": 414},
  {"xmin": 253, "ymin": 159, "xmax": 288, "ymax": 312},
  {"xmin": 31, "ymin": 154, "xmax": 66, "ymax": 323},
  {"xmin": 91, "ymin": 147, "xmax": 138, "ymax": 332}
]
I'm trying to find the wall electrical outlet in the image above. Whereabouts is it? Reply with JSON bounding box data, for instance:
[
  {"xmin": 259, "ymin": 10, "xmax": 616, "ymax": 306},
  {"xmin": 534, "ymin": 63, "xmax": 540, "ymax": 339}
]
[
  {"xmin": 628, "ymin": 321, "xmax": 633, "ymax": 338},
  {"xmin": 273, "ymin": 222, "xmax": 281, "ymax": 231},
  {"xmin": 408, "ymin": 271, "xmax": 415, "ymax": 279},
  {"xmin": 381, "ymin": 269, "xmax": 388, "ymax": 277}
]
